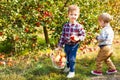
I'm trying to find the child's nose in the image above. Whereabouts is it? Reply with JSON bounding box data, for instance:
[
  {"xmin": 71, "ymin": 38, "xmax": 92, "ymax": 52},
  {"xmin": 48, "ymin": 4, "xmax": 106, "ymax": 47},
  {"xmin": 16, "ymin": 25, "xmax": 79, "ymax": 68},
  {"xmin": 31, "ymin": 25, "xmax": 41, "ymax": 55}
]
[{"xmin": 72, "ymin": 16, "xmax": 76, "ymax": 18}]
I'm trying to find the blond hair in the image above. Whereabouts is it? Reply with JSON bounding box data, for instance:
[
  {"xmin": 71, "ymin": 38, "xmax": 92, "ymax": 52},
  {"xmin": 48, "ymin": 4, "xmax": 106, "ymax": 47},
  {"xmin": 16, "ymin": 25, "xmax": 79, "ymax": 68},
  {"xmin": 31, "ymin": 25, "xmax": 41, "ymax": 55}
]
[
  {"xmin": 98, "ymin": 13, "xmax": 113, "ymax": 23},
  {"xmin": 68, "ymin": 5, "xmax": 80, "ymax": 13}
]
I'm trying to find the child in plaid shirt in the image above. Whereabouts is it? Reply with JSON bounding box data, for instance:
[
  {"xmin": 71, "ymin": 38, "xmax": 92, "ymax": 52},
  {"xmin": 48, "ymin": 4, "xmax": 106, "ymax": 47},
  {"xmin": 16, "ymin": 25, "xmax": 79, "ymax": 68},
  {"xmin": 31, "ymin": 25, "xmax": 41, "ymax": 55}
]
[
  {"xmin": 91, "ymin": 13, "xmax": 117, "ymax": 76},
  {"xmin": 57, "ymin": 5, "xmax": 85, "ymax": 78}
]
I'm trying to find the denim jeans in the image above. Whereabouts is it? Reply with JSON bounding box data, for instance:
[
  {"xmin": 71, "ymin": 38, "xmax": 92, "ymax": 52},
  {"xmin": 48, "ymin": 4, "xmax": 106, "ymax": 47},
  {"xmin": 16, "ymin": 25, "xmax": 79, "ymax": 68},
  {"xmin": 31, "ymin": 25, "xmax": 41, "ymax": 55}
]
[{"xmin": 64, "ymin": 43, "xmax": 79, "ymax": 72}]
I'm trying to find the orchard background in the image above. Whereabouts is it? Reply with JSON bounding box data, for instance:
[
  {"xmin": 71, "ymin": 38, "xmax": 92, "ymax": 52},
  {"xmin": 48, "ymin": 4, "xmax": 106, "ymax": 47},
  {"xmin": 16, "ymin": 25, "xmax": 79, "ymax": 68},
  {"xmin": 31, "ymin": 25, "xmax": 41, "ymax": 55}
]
[
  {"xmin": 0, "ymin": 0, "xmax": 120, "ymax": 54},
  {"xmin": 0, "ymin": 0, "xmax": 120, "ymax": 80}
]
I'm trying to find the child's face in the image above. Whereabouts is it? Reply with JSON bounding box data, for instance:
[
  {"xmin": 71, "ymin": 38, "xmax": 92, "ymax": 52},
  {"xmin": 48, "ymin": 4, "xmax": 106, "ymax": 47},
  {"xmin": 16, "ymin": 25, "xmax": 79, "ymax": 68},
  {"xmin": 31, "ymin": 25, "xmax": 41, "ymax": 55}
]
[
  {"xmin": 68, "ymin": 10, "xmax": 79, "ymax": 23},
  {"xmin": 98, "ymin": 19, "xmax": 105, "ymax": 28}
]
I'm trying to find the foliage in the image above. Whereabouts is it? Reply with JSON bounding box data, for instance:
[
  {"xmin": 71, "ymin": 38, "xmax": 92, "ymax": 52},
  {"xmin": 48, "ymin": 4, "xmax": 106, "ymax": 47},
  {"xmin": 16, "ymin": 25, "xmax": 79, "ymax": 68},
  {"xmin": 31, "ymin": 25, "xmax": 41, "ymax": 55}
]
[
  {"xmin": 0, "ymin": 73, "xmax": 26, "ymax": 80},
  {"xmin": 0, "ymin": 39, "xmax": 14, "ymax": 54},
  {"xmin": 0, "ymin": 38, "xmax": 120, "ymax": 80},
  {"xmin": 0, "ymin": 1, "xmax": 120, "ymax": 80},
  {"xmin": 0, "ymin": 0, "xmax": 120, "ymax": 54}
]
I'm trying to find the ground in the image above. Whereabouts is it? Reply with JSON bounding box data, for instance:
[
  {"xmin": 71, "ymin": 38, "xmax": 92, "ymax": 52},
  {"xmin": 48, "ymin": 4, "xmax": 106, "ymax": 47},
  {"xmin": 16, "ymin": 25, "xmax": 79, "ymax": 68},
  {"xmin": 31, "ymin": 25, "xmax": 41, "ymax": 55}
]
[{"xmin": 91, "ymin": 73, "xmax": 120, "ymax": 80}]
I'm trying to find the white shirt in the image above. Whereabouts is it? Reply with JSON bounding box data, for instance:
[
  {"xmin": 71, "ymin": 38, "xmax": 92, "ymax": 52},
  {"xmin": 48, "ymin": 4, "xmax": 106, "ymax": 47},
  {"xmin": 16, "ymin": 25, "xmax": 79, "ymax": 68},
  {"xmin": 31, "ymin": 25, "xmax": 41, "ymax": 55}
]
[{"xmin": 97, "ymin": 25, "xmax": 114, "ymax": 46}]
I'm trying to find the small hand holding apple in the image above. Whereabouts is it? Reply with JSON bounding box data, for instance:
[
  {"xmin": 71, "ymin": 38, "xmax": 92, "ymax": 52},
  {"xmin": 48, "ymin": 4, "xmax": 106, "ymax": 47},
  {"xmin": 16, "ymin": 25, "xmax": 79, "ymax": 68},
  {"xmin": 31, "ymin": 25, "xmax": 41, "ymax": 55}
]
[
  {"xmin": 55, "ymin": 47, "xmax": 62, "ymax": 51},
  {"xmin": 95, "ymin": 33, "xmax": 99, "ymax": 40},
  {"xmin": 70, "ymin": 35, "xmax": 79, "ymax": 42}
]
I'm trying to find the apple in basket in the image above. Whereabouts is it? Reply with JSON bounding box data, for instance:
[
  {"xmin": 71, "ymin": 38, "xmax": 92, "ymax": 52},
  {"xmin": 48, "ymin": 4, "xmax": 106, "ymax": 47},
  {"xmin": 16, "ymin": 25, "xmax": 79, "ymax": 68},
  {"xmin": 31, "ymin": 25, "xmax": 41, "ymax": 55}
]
[
  {"xmin": 60, "ymin": 62, "xmax": 65, "ymax": 67},
  {"xmin": 58, "ymin": 57, "xmax": 66, "ymax": 67},
  {"xmin": 56, "ymin": 60, "xmax": 65, "ymax": 67},
  {"xmin": 55, "ymin": 55, "xmax": 61, "ymax": 62},
  {"xmin": 61, "ymin": 57, "xmax": 66, "ymax": 62},
  {"xmin": 60, "ymin": 52, "xmax": 66, "ymax": 57}
]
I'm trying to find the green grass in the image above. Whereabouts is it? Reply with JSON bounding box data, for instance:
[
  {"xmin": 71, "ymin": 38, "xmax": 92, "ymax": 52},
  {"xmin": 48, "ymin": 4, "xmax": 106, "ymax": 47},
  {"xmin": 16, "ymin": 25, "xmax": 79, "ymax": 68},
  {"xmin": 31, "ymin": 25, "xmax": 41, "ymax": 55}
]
[{"xmin": 0, "ymin": 36, "xmax": 120, "ymax": 80}]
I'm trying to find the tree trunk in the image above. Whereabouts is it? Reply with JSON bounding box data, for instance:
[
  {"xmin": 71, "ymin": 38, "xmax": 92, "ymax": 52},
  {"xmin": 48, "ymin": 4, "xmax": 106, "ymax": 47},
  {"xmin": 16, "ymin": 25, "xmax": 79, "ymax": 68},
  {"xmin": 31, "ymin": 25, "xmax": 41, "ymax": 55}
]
[{"xmin": 43, "ymin": 26, "xmax": 49, "ymax": 45}]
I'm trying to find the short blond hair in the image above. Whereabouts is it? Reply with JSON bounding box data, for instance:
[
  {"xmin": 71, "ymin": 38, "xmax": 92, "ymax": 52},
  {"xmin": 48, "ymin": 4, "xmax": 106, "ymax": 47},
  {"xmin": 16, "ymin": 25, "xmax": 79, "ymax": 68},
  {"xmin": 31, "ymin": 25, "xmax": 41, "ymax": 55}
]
[
  {"xmin": 68, "ymin": 5, "xmax": 80, "ymax": 13},
  {"xmin": 98, "ymin": 13, "xmax": 113, "ymax": 23}
]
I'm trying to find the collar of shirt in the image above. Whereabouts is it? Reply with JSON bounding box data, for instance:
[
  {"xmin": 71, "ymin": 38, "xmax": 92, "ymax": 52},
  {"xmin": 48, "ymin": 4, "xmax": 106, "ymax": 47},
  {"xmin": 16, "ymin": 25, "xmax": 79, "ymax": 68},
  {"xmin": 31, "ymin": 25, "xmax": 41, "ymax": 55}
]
[{"xmin": 66, "ymin": 22, "xmax": 79, "ymax": 27}]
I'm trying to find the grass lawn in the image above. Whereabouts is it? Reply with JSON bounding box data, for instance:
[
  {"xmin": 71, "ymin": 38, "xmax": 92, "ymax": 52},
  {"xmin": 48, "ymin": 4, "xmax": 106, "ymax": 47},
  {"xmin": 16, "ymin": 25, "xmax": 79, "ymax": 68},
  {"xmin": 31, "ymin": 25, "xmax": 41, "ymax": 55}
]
[{"xmin": 0, "ymin": 35, "xmax": 120, "ymax": 80}]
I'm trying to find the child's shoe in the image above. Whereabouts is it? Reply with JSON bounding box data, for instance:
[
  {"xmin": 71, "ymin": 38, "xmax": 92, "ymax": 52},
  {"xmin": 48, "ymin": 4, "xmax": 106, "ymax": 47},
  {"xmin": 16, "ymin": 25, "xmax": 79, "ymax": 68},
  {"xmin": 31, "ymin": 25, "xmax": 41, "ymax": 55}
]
[
  {"xmin": 67, "ymin": 72, "xmax": 75, "ymax": 78},
  {"xmin": 63, "ymin": 67, "xmax": 70, "ymax": 73},
  {"xmin": 91, "ymin": 70, "xmax": 102, "ymax": 76},
  {"xmin": 106, "ymin": 69, "xmax": 117, "ymax": 74}
]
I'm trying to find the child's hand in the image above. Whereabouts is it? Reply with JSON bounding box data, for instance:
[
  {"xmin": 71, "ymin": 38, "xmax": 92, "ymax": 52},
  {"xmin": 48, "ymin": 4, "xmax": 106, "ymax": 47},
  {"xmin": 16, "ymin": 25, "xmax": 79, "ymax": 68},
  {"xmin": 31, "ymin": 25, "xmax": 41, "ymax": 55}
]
[
  {"xmin": 96, "ymin": 35, "xmax": 99, "ymax": 40},
  {"xmin": 95, "ymin": 33, "xmax": 99, "ymax": 36},
  {"xmin": 55, "ymin": 47, "xmax": 62, "ymax": 51},
  {"xmin": 70, "ymin": 35, "xmax": 79, "ymax": 42},
  {"xmin": 95, "ymin": 33, "xmax": 99, "ymax": 40}
]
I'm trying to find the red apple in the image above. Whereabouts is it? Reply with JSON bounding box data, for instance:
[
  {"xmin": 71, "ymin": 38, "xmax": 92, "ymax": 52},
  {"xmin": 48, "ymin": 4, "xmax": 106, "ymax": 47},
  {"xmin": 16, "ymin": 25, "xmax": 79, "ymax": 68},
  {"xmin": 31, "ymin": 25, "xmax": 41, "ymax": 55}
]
[
  {"xmin": 60, "ymin": 52, "xmax": 66, "ymax": 57},
  {"xmin": 25, "ymin": 28, "xmax": 29, "ymax": 33},
  {"xmin": 0, "ymin": 61, "xmax": 6, "ymax": 66},
  {"xmin": 0, "ymin": 32, "xmax": 3, "ymax": 36},
  {"xmin": 74, "ymin": 36, "xmax": 79, "ymax": 41},
  {"xmin": 35, "ymin": 22, "xmax": 40, "ymax": 27},
  {"xmin": 60, "ymin": 62, "xmax": 65, "ymax": 67},
  {"xmin": 70, "ymin": 35, "xmax": 79, "ymax": 41},
  {"xmin": 55, "ymin": 55, "xmax": 60, "ymax": 62},
  {"xmin": 14, "ymin": 36, "xmax": 19, "ymax": 41},
  {"xmin": 61, "ymin": 57, "xmax": 66, "ymax": 62},
  {"xmin": 70, "ymin": 36, "xmax": 75, "ymax": 40}
]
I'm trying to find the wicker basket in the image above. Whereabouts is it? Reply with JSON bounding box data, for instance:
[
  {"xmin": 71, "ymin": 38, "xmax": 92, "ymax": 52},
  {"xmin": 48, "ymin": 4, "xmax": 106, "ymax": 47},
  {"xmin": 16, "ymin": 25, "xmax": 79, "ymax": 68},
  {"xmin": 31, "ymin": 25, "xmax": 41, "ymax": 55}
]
[{"xmin": 51, "ymin": 50, "xmax": 66, "ymax": 69}]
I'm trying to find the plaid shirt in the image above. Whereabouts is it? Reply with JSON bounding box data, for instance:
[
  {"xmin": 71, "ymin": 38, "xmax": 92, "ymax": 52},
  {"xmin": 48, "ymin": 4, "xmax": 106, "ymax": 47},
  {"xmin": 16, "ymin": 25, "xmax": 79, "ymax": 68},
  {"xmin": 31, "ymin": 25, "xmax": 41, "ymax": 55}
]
[{"xmin": 58, "ymin": 22, "xmax": 85, "ymax": 47}]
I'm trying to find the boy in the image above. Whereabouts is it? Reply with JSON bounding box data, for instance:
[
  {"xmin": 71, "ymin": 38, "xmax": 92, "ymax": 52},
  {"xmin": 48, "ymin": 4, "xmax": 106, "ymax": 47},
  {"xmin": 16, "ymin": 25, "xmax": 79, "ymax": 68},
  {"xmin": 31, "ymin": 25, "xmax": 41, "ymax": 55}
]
[
  {"xmin": 91, "ymin": 13, "xmax": 117, "ymax": 76},
  {"xmin": 57, "ymin": 5, "xmax": 85, "ymax": 78}
]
